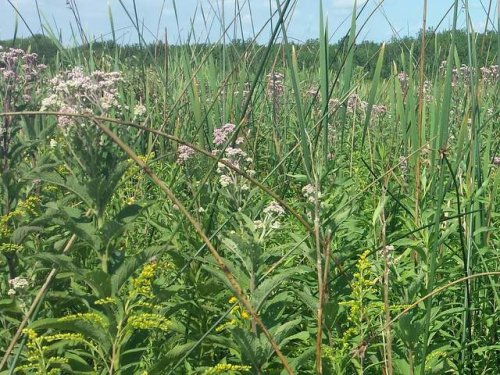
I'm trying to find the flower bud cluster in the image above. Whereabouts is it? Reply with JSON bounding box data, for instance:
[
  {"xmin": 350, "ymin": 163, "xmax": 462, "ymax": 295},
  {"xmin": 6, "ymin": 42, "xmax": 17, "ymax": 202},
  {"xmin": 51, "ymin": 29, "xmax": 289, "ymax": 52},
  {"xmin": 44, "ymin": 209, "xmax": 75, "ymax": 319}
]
[
  {"xmin": 213, "ymin": 123, "xmax": 236, "ymax": 146},
  {"xmin": 16, "ymin": 328, "xmax": 77, "ymax": 374},
  {"xmin": 1, "ymin": 196, "xmax": 41, "ymax": 255},
  {"xmin": 421, "ymin": 79, "xmax": 433, "ymax": 102},
  {"xmin": 479, "ymin": 65, "xmax": 498, "ymax": 82},
  {"xmin": 58, "ymin": 312, "xmax": 108, "ymax": 328},
  {"xmin": 399, "ymin": 156, "xmax": 408, "ymax": 176},
  {"xmin": 372, "ymin": 104, "xmax": 387, "ymax": 117},
  {"xmin": 328, "ymin": 98, "xmax": 341, "ymax": 113},
  {"xmin": 215, "ymin": 296, "xmax": 250, "ymax": 333},
  {"xmin": 254, "ymin": 200, "xmax": 286, "ymax": 232},
  {"xmin": 130, "ymin": 262, "xmax": 158, "ymax": 298},
  {"xmin": 346, "ymin": 94, "xmax": 368, "ymax": 114},
  {"xmin": 328, "ymin": 95, "xmax": 386, "ymax": 119},
  {"xmin": 133, "ymin": 103, "xmax": 147, "ymax": 120}
]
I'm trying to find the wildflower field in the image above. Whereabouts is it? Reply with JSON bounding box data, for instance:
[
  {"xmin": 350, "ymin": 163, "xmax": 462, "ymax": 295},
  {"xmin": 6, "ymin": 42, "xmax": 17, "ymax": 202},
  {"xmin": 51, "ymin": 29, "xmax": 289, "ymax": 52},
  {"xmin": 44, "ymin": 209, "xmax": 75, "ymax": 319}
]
[{"xmin": 0, "ymin": 0, "xmax": 499, "ymax": 374}]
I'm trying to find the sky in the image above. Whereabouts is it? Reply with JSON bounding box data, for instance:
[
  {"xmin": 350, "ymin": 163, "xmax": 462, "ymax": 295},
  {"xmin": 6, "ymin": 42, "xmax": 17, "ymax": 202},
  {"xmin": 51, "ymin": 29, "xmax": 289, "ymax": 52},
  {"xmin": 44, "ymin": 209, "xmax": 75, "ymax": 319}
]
[{"xmin": 0, "ymin": 0, "xmax": 497, "ymax": 45}]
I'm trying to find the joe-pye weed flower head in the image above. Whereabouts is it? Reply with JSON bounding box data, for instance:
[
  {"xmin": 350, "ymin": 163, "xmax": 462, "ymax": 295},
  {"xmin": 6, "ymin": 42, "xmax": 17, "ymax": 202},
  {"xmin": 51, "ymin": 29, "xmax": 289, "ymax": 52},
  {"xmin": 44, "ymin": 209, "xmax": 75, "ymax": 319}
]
[
  {"xmin": 41, "ymin": 67, "xmax": 123, "ymax": 131},
  {"xmin": 1, "ymin": 47, "xmax": 46, "ymax": 141}
]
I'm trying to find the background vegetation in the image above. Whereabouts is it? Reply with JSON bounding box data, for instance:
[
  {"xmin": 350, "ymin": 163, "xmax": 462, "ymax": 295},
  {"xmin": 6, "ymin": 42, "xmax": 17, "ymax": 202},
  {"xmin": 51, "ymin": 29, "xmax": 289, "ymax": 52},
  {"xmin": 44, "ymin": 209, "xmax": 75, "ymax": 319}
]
[{"xmin": 1, "ymin": 29, "xmax": 498, "ymax": 78}]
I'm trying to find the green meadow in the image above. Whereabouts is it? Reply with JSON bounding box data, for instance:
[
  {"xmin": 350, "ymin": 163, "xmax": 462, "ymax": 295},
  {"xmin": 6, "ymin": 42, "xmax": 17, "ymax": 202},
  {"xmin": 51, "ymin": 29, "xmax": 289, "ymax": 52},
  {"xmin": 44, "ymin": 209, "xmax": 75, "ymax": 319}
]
[{"xmin": 0, "ymin": 1, "xmax": 498, "ymax": 374}]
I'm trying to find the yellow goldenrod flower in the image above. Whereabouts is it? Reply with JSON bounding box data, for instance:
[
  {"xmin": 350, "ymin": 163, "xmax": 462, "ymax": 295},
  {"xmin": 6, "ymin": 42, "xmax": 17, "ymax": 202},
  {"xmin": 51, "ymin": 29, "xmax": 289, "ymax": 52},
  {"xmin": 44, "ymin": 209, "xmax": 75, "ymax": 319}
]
[
  {"xmin": 203, "ymin": 363, "xmax": 251, "ymax": 374},
  {"xmin": 228, "ymin": 296, "xmax": 238, "ymax": 304},
  {"xmin": 58, "ymin": 312, "xmax": 108, "ymax": 328}
]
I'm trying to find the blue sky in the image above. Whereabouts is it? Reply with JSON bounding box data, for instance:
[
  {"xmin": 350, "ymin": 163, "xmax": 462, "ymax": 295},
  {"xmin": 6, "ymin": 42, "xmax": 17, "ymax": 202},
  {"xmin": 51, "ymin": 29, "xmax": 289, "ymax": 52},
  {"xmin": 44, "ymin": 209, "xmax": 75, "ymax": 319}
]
[{"xmin": 0, "ymin": 1, "xmax": 497, "ymax": 44}]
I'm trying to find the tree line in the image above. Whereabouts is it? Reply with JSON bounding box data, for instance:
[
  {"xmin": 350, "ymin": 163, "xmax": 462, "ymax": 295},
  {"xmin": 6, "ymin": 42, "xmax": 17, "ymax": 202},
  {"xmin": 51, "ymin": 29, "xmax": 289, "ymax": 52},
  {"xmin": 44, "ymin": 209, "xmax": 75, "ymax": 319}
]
[{"xmin": 1, "ymin": 29, "xmax": 497, "ymax": 77}]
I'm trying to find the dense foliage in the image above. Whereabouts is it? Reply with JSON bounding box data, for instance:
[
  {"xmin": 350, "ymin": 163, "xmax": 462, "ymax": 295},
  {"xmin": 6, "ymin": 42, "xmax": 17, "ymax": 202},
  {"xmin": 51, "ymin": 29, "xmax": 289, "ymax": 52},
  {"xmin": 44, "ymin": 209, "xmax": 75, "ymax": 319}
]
[{"xmin": 0, "ymin": 2, "xmax": 499, "ymax": 375}]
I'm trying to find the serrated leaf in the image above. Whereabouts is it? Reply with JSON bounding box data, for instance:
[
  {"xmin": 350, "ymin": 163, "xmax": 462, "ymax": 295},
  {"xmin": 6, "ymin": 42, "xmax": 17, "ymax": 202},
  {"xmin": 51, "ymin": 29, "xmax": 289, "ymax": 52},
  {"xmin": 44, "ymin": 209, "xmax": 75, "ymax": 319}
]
[
  {"xmin": 148, "ymin": 341, "xmax": 197, "ymax": 374},
  {"xmin": 295, "ymin": 289, "xmax": 317, "ymax": 313}
]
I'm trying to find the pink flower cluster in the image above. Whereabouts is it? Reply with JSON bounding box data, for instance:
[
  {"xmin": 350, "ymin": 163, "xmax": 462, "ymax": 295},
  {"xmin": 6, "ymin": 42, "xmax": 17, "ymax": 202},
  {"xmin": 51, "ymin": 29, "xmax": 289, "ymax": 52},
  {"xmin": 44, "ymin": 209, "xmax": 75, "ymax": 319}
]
[
  {"xmin": 302, "ymin": 184, "xmax": 321, "ymax": 204},
  {"xmin": 177, "ymin": 145, "xmax": 195, "ymax": 164},
  {"xmin": 328, "ymin": 98, "xmax": 341, "ymax": 113},
  {"xmin": 263, "ymin": 201, "xmax": 285, "ymax": 216},
  {"xmin": 422, "ymin": 80, "xmax": 433, "ymax": 102},
  {"xmin": 1, "ymin": 47, "xmax": 47, "ymax": 138},
  {"xmin": 440, "ymin": 61, "xmax": 499, "ymax": 86},
  {"xmin": 346, "ymin": 94, "xmax": 368, "ymax": 114},
  {"xmin": 41, "ymin": 67, "xmax": 123, "ymax": 129},
  {"xmin": 397, "ymin": 72, "xmax": 409, "ymax": 91},
  {"xmin": 213, "ymin": 123, "xmax": 236, "ymax": 146},
  {"xmin": 254, "ymin": 200, "xmax": 286, "ymax": 231},
  {"xmin": 7, "ymin": 276, "xmax": 29, "ymax": 296},
  {"xmin": 372, "ymin": 104, "xmax": 387, "ymax": 117},
  {"xmin": 212, "ymin": 123, "xmax": 254, "ymax": 190},
  {"xmin": 266, "ymin": 71, "xmax": 285, "ymax": 115},
  {"xmin": 266, "ymin": 72, "xmax": 285, "ymax": 99},
  {"xmin": 306, "ymin": 86, "xmax": 319, "ymax": 98},
  {"xmin": 479, "ymin": 65, "xmax": 498, "ymax": 82},
  {"xmin": 0, "ymin": 47, "xmax": 47, "ymax": 85},
  {"xmin": 326, "ymin": 94, "xmax": 386, "ymax": 119}
]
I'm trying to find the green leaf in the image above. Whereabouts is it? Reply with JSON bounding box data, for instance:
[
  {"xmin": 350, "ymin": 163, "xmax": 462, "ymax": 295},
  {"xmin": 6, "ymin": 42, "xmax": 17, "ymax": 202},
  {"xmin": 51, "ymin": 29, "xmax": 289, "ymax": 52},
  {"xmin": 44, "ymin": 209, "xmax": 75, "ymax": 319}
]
[
  {"xmin": 66, "ymin": 352, "xmax": 96, "ymax": 374},
  {"xmin": 115, "ymin": 204, "xmax": 143, "ymax": 223},
  {"xmin": 11, "ymin": 225, "xmax": 43, "ymax": 244},
  {"xmin": 149, "ymin": 341, "xmax": 197, "ymax": 374},
  {"xmin": 31, "ymin": 253, "xmax": 79, "ymax": 272},
  {"xmin": 28, "ymin": 318, "xmax": 112, "ymax": 350},
  {"xmin": 82, "ymin": 270, "xmax": 112, "ymax": 298},
  {"xmin": 361, "ymin": 43, "xmax": 385, "ymax": 146},
  {"xmin": 95, "ymin": 160, "xmax": 130, "ymax": 215},
  {"xmin": 286, "ymin": 174, "xmax": 308, "ymax": 183},
  {"xmin": 253, "ymin": 267, "xmax": 307, "ymax": 311},
  {"xmin": 35, "ymin": 172, "xmax": 94, "ymax": 209},
  {"xmin": 231, "ymin": 327, "xmax": 262, "ymax": 368},
  {"xmin": 372, "ymin": 195, "xmax": 387, "ymax": 226}
]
